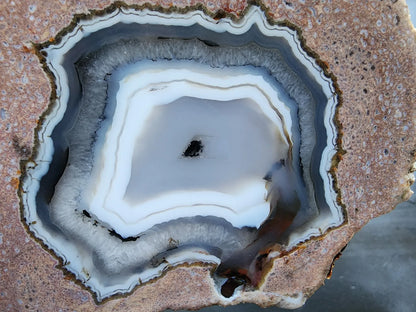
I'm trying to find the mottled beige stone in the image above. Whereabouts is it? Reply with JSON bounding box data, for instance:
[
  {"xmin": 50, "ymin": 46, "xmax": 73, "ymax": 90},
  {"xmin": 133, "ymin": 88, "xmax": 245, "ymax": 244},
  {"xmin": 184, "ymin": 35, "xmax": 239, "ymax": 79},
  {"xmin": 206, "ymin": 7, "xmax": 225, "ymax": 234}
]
[{"xmin": 0, "ymin": 0, "xmax": 415, "ymax": 311}]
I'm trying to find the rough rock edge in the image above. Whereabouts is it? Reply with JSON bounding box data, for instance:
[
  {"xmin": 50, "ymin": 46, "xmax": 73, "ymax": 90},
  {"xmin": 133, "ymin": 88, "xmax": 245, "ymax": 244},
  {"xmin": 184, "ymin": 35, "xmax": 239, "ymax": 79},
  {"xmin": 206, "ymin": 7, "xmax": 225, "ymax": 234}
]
[{"xmin": 0, "ymin": 0, "xmax": 414, "ymax": 311}]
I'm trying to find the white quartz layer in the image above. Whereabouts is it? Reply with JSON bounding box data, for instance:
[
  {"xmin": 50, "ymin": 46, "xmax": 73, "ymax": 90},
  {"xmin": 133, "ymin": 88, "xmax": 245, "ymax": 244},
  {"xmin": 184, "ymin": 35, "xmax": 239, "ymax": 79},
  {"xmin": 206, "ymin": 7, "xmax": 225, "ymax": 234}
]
[{"xmin": 87, "ymin": 62, "xmax": 291, "ymax": 237}]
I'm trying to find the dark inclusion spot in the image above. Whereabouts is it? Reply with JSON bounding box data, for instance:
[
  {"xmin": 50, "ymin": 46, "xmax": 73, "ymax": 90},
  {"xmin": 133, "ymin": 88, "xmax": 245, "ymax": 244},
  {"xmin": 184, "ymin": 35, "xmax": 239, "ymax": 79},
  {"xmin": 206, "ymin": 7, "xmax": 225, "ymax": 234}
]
[
  {"xmin": 82, "ymin": 210, "xmax": 91, "ymax": 218},
  {"xmin": 182, "ymin": 139, "xmax": 204, "ymax": 158},
  {"xmin": 197, "ymin": 38, "xmax": 220, "ymax": 47},
  {"xmin": 263, "ymin": 159, "xmax": 285, "ymax": 182},
  {"xmin": 221, "ymin": 276, "xmax": 247, "ymax": 298},
  {"xmin": 108, "ymin": 229, "xmax": 140, "ymax": 242}
]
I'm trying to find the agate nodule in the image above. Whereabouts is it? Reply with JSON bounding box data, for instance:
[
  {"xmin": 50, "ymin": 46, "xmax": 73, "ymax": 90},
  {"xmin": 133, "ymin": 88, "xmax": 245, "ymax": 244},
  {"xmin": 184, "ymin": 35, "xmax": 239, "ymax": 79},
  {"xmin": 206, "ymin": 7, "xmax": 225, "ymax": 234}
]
[{"xmin": 20, "ymin": 5, "xmax": 343, "ymax": 303}]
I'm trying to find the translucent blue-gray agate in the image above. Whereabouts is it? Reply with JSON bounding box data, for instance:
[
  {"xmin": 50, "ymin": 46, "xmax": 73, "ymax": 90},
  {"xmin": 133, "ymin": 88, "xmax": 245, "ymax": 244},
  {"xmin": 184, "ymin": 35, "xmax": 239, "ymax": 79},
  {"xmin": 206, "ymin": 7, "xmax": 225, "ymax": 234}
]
[{"xmin": 21, "ymin": 6, "xmax": 342, "ymax": 301}]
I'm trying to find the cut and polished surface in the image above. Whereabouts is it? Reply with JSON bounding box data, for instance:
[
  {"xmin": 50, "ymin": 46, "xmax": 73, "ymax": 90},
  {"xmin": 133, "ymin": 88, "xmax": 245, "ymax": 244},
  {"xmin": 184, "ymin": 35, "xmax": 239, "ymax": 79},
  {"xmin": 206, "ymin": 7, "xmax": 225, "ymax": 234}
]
[
  {"xmin": 2, "ymin": 0, "xmax": 414, "ymax": 311},
  {"xmin": 85, "ymin": 63, "xmax": 290, "ymax": 237},
  {"xmin": 19, "ymin": 5, "xmax": 341, "ymax": 302}
]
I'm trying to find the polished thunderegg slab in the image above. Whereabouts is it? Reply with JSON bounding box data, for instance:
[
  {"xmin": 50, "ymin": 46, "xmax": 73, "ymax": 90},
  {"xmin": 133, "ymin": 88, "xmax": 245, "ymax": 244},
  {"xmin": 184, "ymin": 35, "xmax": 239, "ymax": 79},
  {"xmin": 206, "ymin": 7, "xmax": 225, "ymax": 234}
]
[{"xmin": 20, "ymin": 5, "xmax": 342, "ymax": 303}]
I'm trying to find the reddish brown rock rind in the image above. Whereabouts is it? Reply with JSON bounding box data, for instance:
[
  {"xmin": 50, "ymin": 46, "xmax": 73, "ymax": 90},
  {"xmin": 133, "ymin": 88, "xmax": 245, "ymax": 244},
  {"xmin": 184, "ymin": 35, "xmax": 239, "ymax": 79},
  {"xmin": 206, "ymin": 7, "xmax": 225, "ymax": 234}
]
[{"xmin": 0, "ymin": 0, "xmax": 415, "ymax": 311}]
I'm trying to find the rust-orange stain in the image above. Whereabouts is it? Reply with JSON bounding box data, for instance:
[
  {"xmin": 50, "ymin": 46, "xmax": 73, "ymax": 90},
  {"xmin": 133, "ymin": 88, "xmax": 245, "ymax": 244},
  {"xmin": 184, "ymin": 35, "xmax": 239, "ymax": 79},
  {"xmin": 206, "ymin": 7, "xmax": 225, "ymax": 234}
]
[{"xmin": 11, "ymin": 177, "xmax": 20, "ymax": 190}]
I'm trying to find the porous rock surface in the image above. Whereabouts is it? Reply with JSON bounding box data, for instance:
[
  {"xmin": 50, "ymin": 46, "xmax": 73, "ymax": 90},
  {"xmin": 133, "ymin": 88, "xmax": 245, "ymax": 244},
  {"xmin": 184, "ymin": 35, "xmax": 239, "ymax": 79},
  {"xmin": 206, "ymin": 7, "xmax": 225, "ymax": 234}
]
[{"xmin": 0, "ymin": 0, "xmax": 415, "ymax": 311}]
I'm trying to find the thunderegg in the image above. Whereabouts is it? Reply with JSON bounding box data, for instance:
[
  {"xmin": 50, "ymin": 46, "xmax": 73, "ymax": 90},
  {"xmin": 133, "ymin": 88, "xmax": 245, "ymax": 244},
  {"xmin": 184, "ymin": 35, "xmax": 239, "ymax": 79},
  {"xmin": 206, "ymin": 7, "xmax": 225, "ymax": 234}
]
[{"xmin": 21, "ymin": 6, "xmax": 342, "ymax": 301}]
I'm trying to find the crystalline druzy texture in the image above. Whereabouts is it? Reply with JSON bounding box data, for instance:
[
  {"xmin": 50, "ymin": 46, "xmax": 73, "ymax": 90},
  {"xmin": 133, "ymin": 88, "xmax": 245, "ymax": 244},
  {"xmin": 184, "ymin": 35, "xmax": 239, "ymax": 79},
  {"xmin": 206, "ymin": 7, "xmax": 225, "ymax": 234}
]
[{"xmin": 21, "ymin": 6, "xmax": 342, "ymax": 300}]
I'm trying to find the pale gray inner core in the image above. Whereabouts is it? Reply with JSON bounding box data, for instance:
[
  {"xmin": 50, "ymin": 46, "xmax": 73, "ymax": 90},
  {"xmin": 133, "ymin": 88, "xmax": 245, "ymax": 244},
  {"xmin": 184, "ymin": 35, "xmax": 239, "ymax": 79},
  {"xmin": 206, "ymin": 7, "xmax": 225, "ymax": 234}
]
[{"xmin": 125, "ymin": 97, "xmax": 280, "ymax": 203}]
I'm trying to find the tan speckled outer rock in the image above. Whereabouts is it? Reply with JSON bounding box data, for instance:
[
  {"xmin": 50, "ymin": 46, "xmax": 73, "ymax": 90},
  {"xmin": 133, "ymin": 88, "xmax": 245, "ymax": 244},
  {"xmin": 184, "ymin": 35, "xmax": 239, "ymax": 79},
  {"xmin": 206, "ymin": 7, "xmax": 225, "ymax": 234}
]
[{"xmin": 0, "ymin": 0, "xmax": 415, "ymax": 311}]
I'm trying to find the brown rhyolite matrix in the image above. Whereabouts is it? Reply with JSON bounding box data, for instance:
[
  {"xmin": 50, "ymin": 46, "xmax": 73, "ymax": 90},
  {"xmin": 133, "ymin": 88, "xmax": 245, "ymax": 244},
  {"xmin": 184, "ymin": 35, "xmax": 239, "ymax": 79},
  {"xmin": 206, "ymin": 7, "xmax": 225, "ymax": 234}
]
[{"xmin": 0, "ymin": 0, "xmax": 415, "ymax": 311}]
